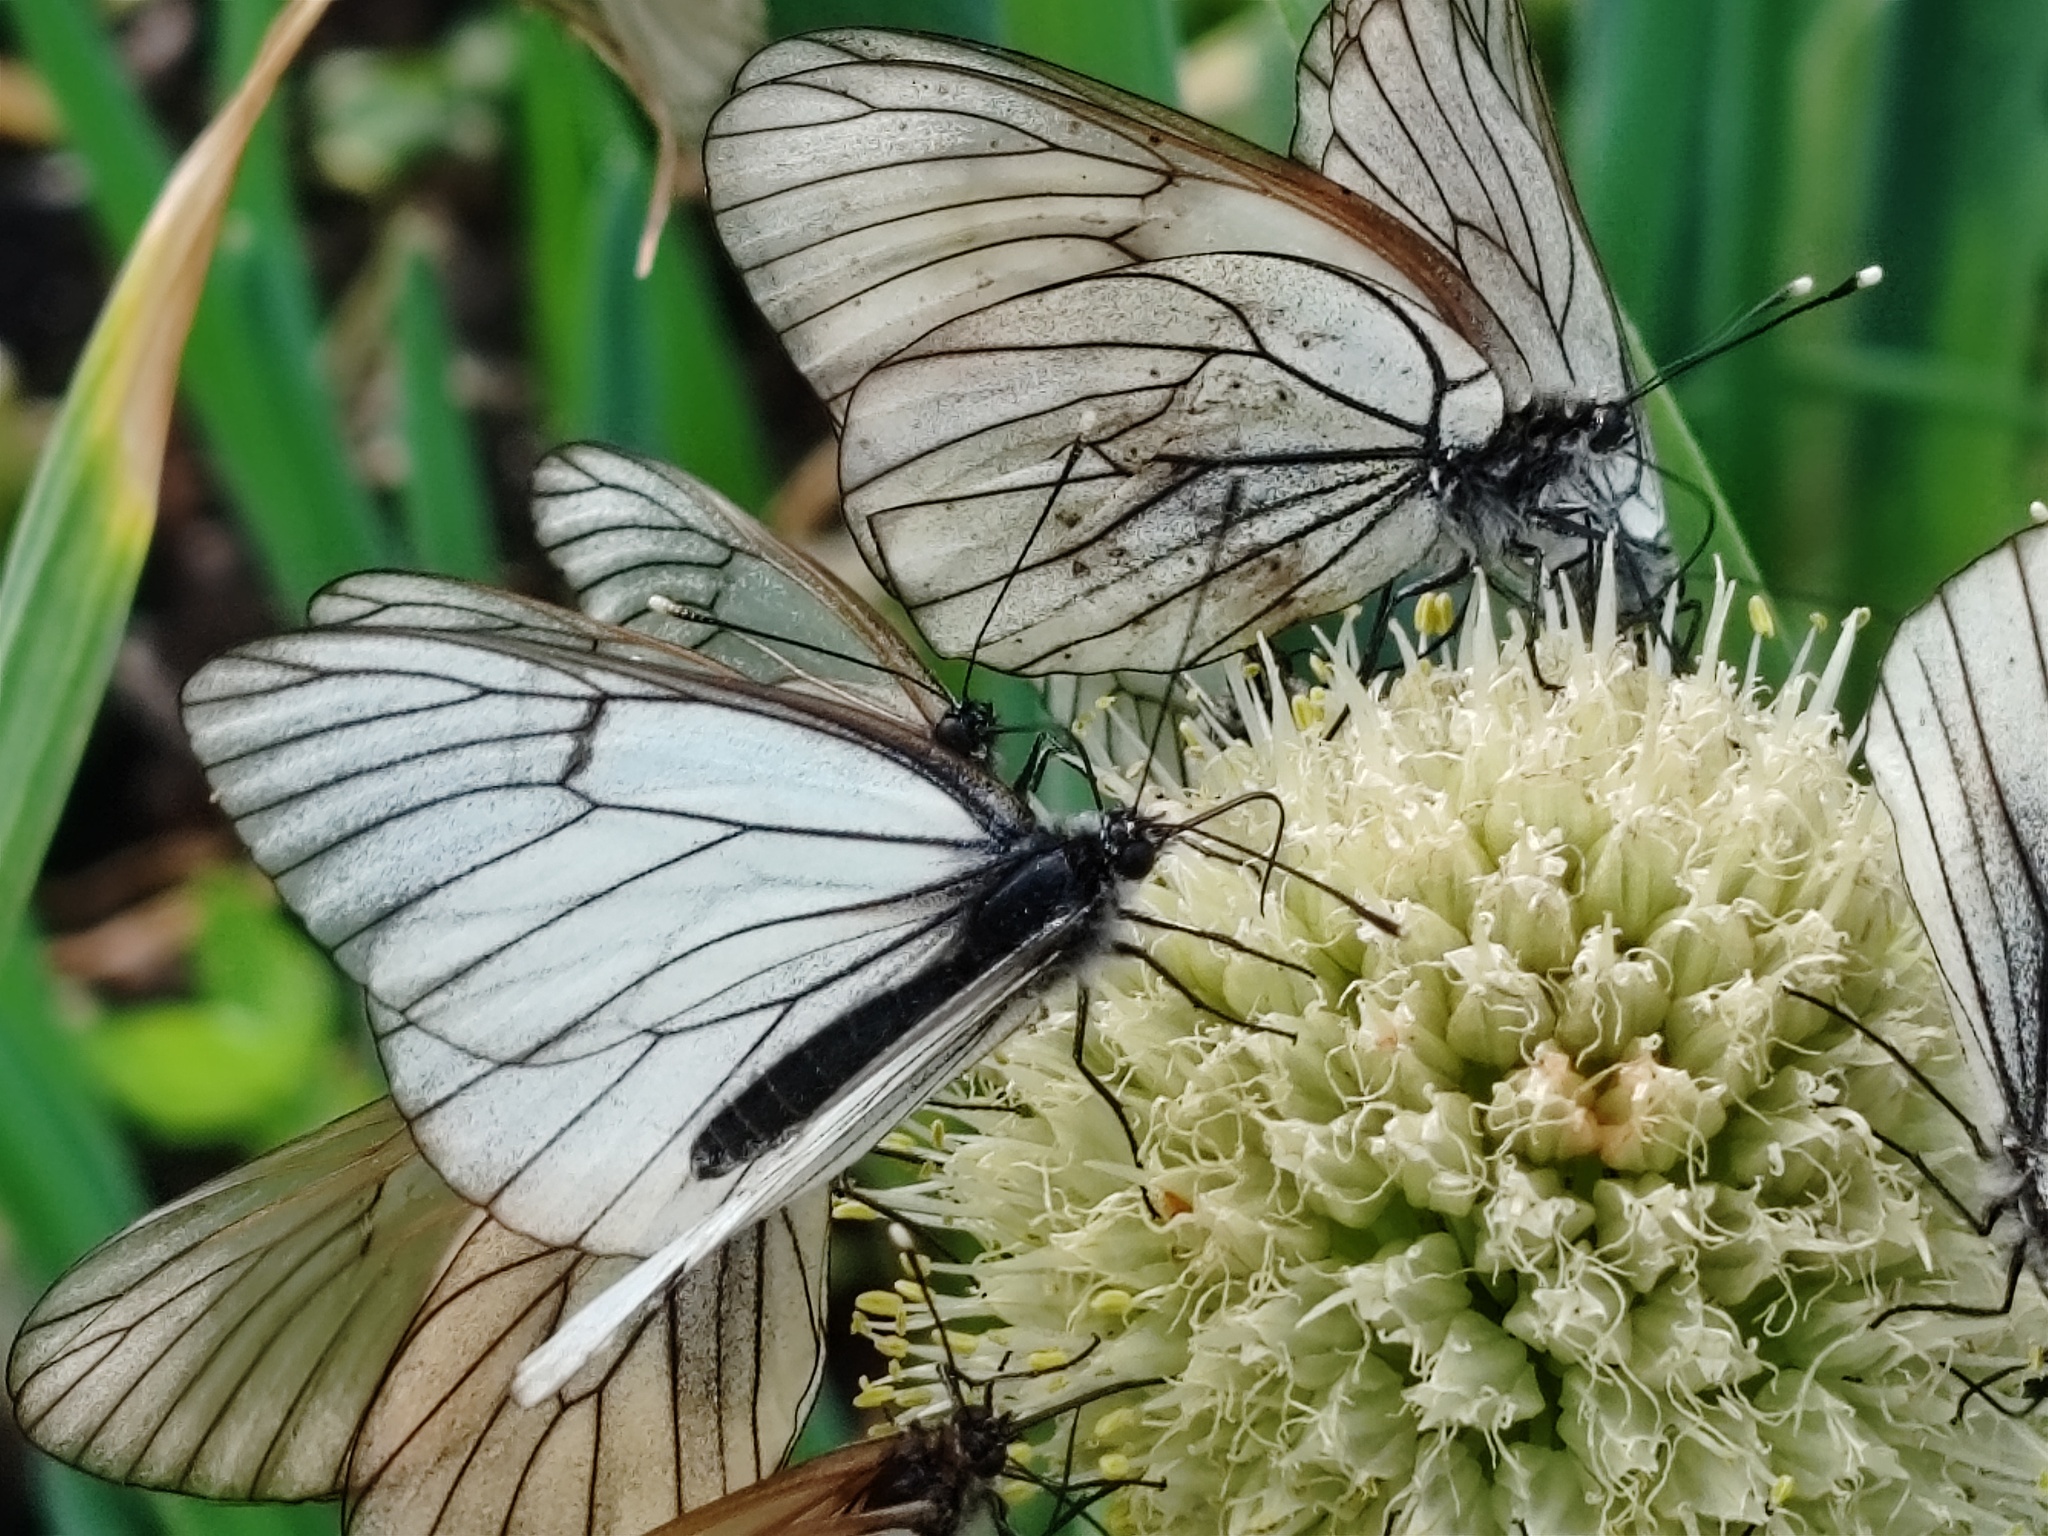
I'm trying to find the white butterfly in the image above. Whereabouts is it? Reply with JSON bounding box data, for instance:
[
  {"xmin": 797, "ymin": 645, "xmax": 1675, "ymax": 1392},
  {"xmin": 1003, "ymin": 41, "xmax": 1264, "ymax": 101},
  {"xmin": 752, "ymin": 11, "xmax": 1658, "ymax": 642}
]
[
  {"xmin": 5, "ymin": 1098, "xmax": 830, "ymax": 1536},
  {"xmin": 702, "ymin": 0, "xmax": 1672, "ymax": 677},
  {"xmin": 177, "ymin": 448, "xmax": 1179, "ymax": 1405},
  {"xmin": 1864, "ymin": 517, "xmax": 2048, "ymax": 1287}
]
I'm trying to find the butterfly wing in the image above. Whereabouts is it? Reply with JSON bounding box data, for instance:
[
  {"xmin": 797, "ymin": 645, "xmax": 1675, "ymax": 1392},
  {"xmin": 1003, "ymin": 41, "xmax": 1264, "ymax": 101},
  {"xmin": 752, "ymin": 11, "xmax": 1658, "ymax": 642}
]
[
  {"xmin": 1865, "ymin": 526, "xmax": 2048, "ymax": 1141},
  {"xmin": 530, "ymin": 444, "xmax": 946, "ymax": 727},
  {"xmin": 637, "ymin": 1437, "xmax": 901, "ymax": 1536},
  {"xmin": 5, "ymin": 1100, "xmax": 469, "ymax": 1500},
  {"xmin": 346, "ymin": 1193, "xmax": 831, "ymax": 1536},
  {"xmin": 705, "ymin": 29, "xmax": 1482, "ymax": 421},
  {"xmin": 180, "ymin": 612, "xmax": 1054, "ymax": 1266},
  {"xmin": 706, "ymin": 29, "xmax": 1513, "ymax": 673},
  {"xmin": 1296, "ymin": 0, "xmax": 1621, "ymax": 405}
]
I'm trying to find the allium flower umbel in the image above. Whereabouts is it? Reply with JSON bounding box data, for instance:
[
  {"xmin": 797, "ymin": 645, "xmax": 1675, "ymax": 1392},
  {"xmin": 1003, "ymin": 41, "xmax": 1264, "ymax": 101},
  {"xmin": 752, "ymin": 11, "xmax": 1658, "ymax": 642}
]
[{"xmin": 872, "ymin": 574, "xmax": 2048, "ymax": 1535}]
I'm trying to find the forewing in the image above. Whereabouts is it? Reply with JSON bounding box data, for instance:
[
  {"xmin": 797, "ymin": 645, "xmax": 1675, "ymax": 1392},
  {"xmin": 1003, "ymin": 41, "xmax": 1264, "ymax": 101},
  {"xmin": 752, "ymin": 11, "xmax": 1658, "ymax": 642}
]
[
  {"xmin": 1866, "ymin": 526, "xmax": 2048, "ymax": 1137},
  {"xmin": 530, "ymin": 444, "xmax": 946, "ymax": 726},
  {"xmin": 840, "ymin": 251, "xmax": 1501, "ymax": 674},
  {"xmin": 180, "ymin": 620, "xmax": 1020, "ymax": 1256},
  {"xmin": 6, "ymin": 1100, "xmax": 469, "ymax": 1500},
  {"xmin": 705, "ymin": 29, "xmax": 1486, "ymax": 423},
  {"xmin": 1295, "ymin": 0, "xmax": 1625, "ymax": 404},
  {"xmin": 347, "ymin": 1193, "xmax": 830, "ymax": 1536}
]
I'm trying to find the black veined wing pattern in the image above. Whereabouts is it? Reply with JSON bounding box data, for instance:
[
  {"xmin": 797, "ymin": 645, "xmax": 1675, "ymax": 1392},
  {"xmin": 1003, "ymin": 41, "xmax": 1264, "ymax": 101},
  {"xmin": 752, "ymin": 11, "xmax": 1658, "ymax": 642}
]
[
  {"xmin": 6, "ymin": 1098, "xmax": 834, "ymax": 1536},
  {"xmin": 6, "ymin": 1100, "xmax": 461, "ymax": 1500},
  {"xmin": 702, "ymin": 4, "xmax": 1675, "ymax": 677},
  {"xmin": 530, "ymin": 442, "xmax": 953, "ymax": 731},
  {"xmin": 179, "ymin": 574, "xmax": 1167, "ymax": 1403},
  {"xmin": 347, "ymin": 1189, "xmax": 830, "ymax": 1536},
  {"xmin": 1864, "ymin": 523, "xmax": 2048, "ymax": 1185},
  {"xmin": 1296, "ymin": 0, "xmax": 1618, "ymax": 403}
]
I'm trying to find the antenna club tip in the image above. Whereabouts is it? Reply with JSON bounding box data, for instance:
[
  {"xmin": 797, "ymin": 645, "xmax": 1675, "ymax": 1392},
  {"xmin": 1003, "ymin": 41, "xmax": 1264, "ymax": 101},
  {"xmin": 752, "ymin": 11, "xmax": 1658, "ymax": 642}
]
[
  {"xmin": 1786, "ymin": 275, "xmax": 1816, "ymax": 299},
  {"xmin": 1855, "ymin": 265, "xmax": 1883, "ymax": 288}
]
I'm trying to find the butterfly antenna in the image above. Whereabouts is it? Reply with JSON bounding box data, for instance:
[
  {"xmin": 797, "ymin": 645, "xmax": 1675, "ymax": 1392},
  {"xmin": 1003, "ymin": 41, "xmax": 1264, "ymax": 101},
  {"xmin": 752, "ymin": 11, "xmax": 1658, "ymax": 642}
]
[
  {"xmin": 1180, "ymin": 822, "xmax": 1399, "ymax": 937},
  {"xmin": 887, "ymin": 1221, "xmax": 971, "ymax": 1408},
  {"xmin": 1785, "ymin": 988, "xmax": 1995, "ymax": 1161},
  {"xmin": 964, "ymin": 441, "xmax": 1087, "ymax": 703},
  {"xmin": 1627, "ymin": 265, "xmax": 1883, "ymax": 403},
  {"xmin": 645, "ymin": 595, "xmax": 949, "ymax": 704},
  {"xmin": 1135, "ymin": 485, "xmax": 1240, "ymax": 798}
]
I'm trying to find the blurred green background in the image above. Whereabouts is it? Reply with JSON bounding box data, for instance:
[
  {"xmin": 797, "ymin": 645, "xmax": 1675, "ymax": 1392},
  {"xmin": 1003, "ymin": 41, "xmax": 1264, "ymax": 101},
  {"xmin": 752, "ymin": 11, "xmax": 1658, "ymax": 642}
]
[{"xmin": 0, "ymin": 1, "xmax": 2042, "ymax": 1533}]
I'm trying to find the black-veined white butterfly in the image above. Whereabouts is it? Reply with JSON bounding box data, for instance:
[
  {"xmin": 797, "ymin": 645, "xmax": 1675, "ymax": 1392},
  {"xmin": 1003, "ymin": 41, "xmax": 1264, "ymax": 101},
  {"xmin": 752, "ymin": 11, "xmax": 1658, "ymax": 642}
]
[
  {"xmin": 176, "ymin": 492, "xmax": 1199, "ymax": 1406},
  {"xmin": 702, "ymin": 0, "xmax": 1674, "ymax": 677},
  {"xmin": 1864, "ymin": 515, "xmax": 2048, "ymax": 1312},
  {"xmin": 530, "ymin": 443, "xmax": 998, "ymax": 760},
  {"xmin": 5, "ymin": 1098, "xmax": 831, "ymax": 1536}
]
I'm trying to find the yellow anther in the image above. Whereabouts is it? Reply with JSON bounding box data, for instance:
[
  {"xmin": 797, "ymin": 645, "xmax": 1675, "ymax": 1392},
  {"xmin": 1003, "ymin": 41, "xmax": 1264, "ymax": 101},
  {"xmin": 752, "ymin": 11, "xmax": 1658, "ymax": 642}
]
[
  {"xmin": 1089, "ymin": 1288, "xmax": 1136, "ymax": 1318},
  {"xmin": 1098, "ymin": 1453, "xmax": 1135, "ymax": 1481},
  {"xmin": 833, "ymin": 1197, "xmax": 881, "ymax": 1221},
  {"xmin": 1747, "ymin": 594, "xmax": 1775, "ymax": 639},
  {"xmin": 1771, "ymin": 1475, "xmax": 1796, "ymax": 1505},
  {"xmin": 1094, "ymin": 1408, "xmax": 1138, "ymax": 1438},
  {"xmin": 1808, "ymin": 611, "xmax": 1829, "ymax": 633},
  {"xmin": 852, "ymin": 1381, "xmax": 896, "ymax": 1409},
  {"xmin": 1415, "ymin": 591, "xmax": 1456, "ymax": 639},
  {"xmin": 892, "ymin": 1387, "xmax": 934, "ymax": 1409},
  {"xmin": 856, "ymin": 1290, "xmax": 906, "ymax": 1322},
  {"xmin": 871, "ymin": 1334, "xmax": 910, "ymax": 1360},
  {"xmin": 1026, "ymin": 1349, "xmax": 1070, "ymax": 1372}
]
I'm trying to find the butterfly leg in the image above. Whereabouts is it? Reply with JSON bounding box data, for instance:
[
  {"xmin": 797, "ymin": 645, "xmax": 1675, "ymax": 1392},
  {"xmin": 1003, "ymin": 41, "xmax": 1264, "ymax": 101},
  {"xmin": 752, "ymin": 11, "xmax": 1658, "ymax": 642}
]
[
  {"xmin": 1950, "ymin": 1357, "xmax": 2048, "ymax": 1421},
  {"xmin": 1070, "ymin": 985, "xmax": 1159, "ymax": 1223}
]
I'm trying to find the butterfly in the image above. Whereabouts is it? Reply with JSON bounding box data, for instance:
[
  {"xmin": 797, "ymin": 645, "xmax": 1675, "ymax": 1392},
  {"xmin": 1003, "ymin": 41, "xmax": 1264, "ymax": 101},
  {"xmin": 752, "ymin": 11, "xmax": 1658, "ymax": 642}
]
[
  {"xmin": 637, "ymin": 1356, "xmax": 1142, "ymax": 1536},
  {"xmin": 701, "ymin": 0, "xmax": 1674, "ymax": 678},
  {"xmin": 1863, "ymin": 516, "xmax": 2048, "ymax": 1306},
  {"xmin": 177, "ymin": 457, "xmax": 1198, "ymax": 1405},
  {"xmin": 530, "ymin": 442, "xmax": 998, "ymax": 759},
  {"xmin": 5, "ymin": 1097, "xmax": 831, "ymax": 1536}
]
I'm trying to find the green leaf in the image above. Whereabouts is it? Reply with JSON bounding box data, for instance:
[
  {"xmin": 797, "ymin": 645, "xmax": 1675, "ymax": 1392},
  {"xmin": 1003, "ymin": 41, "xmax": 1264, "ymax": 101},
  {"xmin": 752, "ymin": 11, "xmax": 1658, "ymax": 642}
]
[
  {"xmin": 0, "ymin": 0, "xmax": 342, "ymax": 964},
  {"xmin": 394, "ymin": 247, "xmax": 500, "ymax": 580},
  {"xmin": 1001, "ymin": 0, "xmax": 1181, "ymax": 101},
  {"xmin": 84, "ymin": 872, "xmax": 347, "ymax": 1147}
]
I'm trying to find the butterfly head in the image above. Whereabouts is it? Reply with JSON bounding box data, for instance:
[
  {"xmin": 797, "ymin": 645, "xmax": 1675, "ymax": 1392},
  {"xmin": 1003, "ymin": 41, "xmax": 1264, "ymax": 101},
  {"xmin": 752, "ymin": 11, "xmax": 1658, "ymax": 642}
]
[
  {"xmin": 1433, "ymin": 397, "xmax": 1676, "ymax": 624},
  {"xmin": 934, "ymin": 698, "xmax": 998, "ymax": 761}
]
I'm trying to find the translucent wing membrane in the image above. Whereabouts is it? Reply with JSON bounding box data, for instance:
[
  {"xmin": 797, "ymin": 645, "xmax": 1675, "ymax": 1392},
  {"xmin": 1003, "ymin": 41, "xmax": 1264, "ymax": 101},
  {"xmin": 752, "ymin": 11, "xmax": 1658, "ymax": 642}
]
[
  {"xmin": 1867, "ymin": 527, "xmax": 2048, "ymax": 1139},
  {"xmin": 704, "ymin": 29, "xmax": 1468, "ymax": 420},
  {"xmin": 6, "ymin": 1101, "xmax": 461, "ymax": 1500},
  {"xmin": 842, "ymin": 252, "xmax": 1498, "ymax": 674},
  {"xmin": 1295, "ymin": 0, "xmax": 1623, "ymax": 403},
  {"xmin": 347, "ymin": 1193, "xmax": 830, "ymax": 1536},
  {"xmin": 705, "ymin": 27, "xmax": 1509, "ymax": 675},
  {"xmin": 10, "ymin": 1098, "xmax": 832, "ymax": 1536},
  {"xmin": 182, "ymin": 620, "xmax": 1031, "ymax": 1259},
  {"xmin": 705, "ymin": 15, "xmax": 1673, "ymax": 671},
  {"xmin": 531, "ymin": 444, "xmax": 944, "ymax": 726}
]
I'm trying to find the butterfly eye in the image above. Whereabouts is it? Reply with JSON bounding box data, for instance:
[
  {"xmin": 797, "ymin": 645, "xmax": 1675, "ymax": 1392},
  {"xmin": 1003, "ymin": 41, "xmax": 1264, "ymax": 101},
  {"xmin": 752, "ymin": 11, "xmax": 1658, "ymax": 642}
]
[{"xmin": 1114, "ymin": 837, "xmax": 1159, "ymax": 882}]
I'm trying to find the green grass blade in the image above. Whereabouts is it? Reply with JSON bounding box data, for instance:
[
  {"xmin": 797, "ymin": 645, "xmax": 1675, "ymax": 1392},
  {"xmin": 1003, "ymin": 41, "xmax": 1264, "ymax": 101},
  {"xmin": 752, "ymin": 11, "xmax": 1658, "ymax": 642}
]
[
  {"xmin": 0, "ymin": 0, "xmax": 337, "ymax": 1024},
  {"xmin": 8, "ymin": 0, "xmax": 386, "ymax": 606},
  {"xmin": 769, "ymin": 0, "xmax": 1002, "ymax": 40},
  {"xmin": 1001, "ymin": 0, "xmax": 1180, "ymax": 99},
  {"xmin": 516, "ymin": 15, "xmax": 769, "ymax": 503},
  {"xmin": 393, "ymin": 247, "xmax": 499, "ymax": 579}
]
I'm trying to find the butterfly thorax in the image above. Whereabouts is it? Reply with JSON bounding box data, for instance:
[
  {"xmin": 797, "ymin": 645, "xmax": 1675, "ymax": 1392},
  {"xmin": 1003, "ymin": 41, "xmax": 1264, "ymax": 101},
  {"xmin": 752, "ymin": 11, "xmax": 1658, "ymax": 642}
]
[
  {"xmin": 1430, "ymin": 399, "xmax": 1674, "ymax": 620},
  {"xmin": 863, "ymin": 1409, "xmax": 1015, "ymax": 1532}
]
